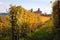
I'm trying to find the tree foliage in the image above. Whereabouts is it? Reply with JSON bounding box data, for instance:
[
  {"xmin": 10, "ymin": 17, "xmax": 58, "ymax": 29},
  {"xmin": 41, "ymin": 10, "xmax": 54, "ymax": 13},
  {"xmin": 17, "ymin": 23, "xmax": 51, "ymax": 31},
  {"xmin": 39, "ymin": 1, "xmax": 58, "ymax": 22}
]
[
  {"xmin": 9, "ymin": 5, "xmax": 20, "ymax": 40},
  {"xmin": 52, "ymin": 0, "xmax": 58, "ymax": 27}
]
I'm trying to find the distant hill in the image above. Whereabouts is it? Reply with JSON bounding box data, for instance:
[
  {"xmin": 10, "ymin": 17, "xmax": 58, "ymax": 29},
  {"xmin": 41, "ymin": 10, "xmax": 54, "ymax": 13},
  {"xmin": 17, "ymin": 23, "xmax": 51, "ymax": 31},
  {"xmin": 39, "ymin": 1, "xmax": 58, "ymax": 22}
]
[{"xmin": 0, "ymin": 13, "xmax": 9, "ymax": 16}]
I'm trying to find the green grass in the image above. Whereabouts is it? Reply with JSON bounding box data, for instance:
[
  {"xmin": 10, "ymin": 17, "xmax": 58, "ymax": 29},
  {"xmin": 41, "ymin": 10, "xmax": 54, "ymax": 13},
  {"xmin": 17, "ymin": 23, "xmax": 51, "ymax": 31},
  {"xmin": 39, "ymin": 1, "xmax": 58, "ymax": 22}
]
[{"xmin": 0, "ymin": 36, "xmax": 12, "ymax": 40}]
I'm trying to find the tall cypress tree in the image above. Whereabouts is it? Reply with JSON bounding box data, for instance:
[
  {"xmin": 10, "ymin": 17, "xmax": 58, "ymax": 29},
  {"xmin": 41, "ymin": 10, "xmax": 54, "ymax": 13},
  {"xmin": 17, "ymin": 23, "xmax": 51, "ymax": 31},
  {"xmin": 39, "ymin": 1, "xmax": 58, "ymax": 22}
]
[
  {"xmin": 58, "ymin": 0, "xmax": 60, "ymax": 32},
  {"xmin": 52, "ymin": 0, "xmax": 60, "ymax": 39},
  {"xmin": 52, "ymin": 0, "xmax": 58, "ymax": 28}
]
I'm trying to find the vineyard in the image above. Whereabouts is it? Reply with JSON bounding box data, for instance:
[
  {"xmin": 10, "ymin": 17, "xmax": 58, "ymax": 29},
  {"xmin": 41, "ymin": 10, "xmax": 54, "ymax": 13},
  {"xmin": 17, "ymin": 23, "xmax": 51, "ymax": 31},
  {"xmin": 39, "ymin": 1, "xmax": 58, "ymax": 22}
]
[
  {"xmin": 0, "ymin": 2, "xmax": 59, "ymax": 40},
  {"xmin": 0, "ymin": 6, "xmax": 51, "ymax": 32},
  {"xmin": 0, "ymin": 0, "xmax": 60, "ymax": 40}
]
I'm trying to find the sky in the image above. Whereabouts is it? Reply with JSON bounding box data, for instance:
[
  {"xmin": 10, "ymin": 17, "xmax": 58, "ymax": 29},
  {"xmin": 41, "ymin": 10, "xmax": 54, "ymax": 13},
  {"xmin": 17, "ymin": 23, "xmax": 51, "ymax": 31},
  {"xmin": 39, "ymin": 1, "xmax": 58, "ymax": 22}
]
[{"xmin": 0, "ymin": 0, "xmax": 55, "ymax": 14}]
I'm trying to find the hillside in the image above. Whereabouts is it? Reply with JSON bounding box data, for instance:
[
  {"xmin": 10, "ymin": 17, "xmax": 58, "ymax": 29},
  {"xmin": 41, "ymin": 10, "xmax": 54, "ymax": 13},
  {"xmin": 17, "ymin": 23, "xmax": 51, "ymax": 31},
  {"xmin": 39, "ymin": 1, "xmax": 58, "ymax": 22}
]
[
  {"xmin": 0, "ymin": 6, "xmax": 51, "ymax": 31},
  {"xmin": 0, "ymin": 6, "xmax": 52, "ymax": 40},
  {"xmin": 41, "ymin": 18, "xmax": 54, "ymax": 27}
]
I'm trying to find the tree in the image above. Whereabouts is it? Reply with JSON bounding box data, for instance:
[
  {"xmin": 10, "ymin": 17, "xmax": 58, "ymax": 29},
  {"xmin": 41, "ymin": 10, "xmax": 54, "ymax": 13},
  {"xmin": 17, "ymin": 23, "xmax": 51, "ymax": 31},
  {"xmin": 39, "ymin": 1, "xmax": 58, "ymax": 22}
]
[
  {"xmin": 9, "ymin": 5, "xmax": 20, "ymax": 40},
  {"xmin": 52, "ymin": 0, "xmax": 60, "ymax": 40},
  {"xmin": 20, "ymin": 22, "xmax": 28, "ymax": 38},
  {"xmin": 52, "ymin": 0, "xmax": 60, "ymax": 31},
  {"xmin": 16, "ymin": 6, "xmax": 24, "ymax": 14}
]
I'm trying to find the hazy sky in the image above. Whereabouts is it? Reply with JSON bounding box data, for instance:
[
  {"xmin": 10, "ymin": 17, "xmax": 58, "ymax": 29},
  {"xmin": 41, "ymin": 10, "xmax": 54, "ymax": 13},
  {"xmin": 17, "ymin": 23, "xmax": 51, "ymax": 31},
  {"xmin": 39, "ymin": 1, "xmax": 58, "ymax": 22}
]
[{"xmin": 0, "ymin": 0, "xmax": 55, "ymax": 14}]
